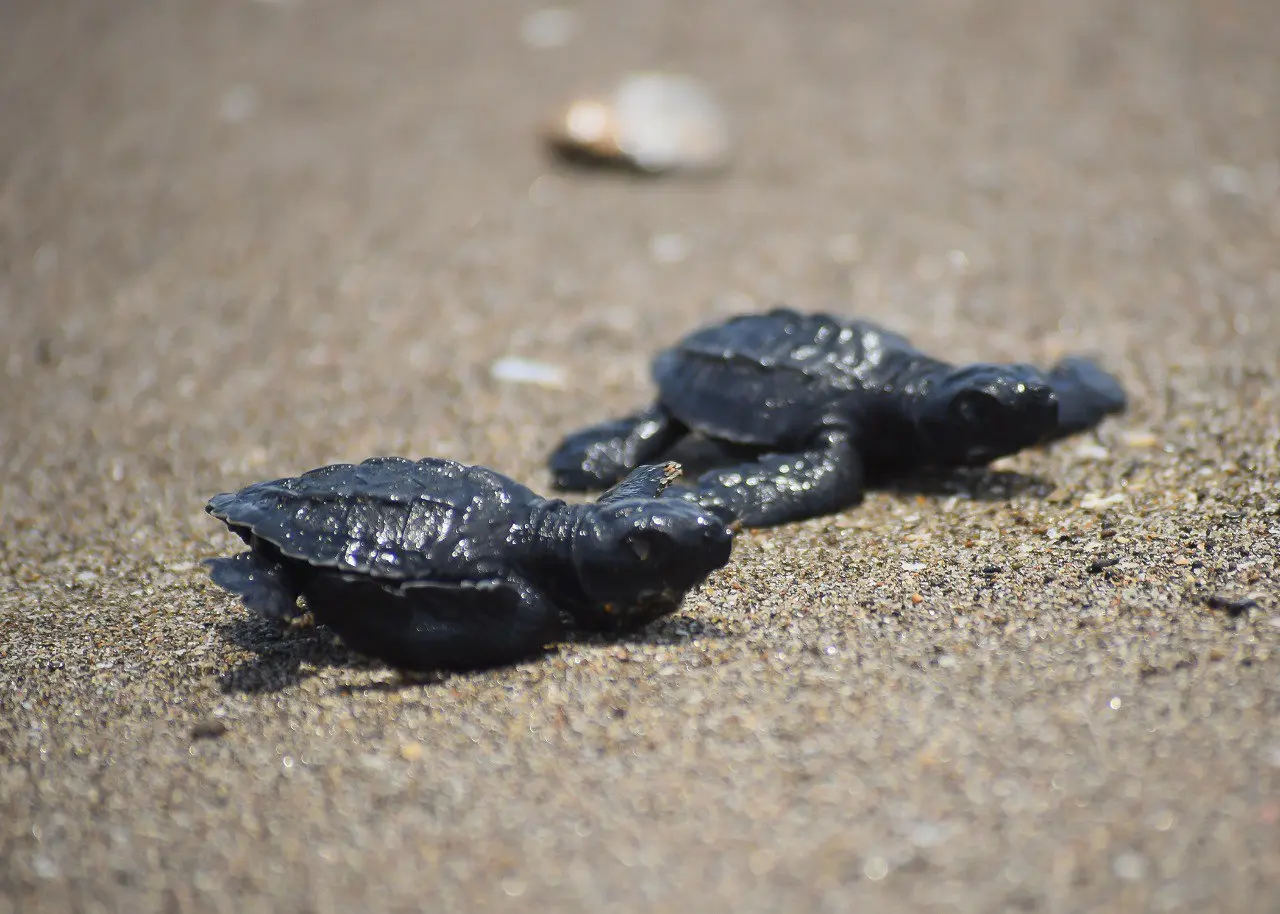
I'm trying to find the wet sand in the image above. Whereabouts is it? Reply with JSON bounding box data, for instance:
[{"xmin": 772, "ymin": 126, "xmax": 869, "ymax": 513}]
[{"xmin": 2, "ymin": 1, "xmax": 1278, "ymax": 912}]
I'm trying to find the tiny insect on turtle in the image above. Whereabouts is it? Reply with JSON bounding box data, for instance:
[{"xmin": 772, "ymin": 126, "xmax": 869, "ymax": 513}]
[
  {"xmin": 549, "ymin": 307, "xmax": 1128, "ymax": 528},
  {"xmin": 204, "ymin": 458, "xmax": 735, "ymax": 671}
]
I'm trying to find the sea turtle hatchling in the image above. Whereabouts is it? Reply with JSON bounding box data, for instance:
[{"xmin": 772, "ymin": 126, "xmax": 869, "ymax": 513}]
[
  {"xmin": 549, "ymin": 307, "xmax": 1128, "ymax": 528},
  {"xmin": 205, "ymin": 457, "xmax": 735, "ymax": 671}
]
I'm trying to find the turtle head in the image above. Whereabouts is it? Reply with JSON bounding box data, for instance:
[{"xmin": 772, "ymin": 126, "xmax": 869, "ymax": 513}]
[
  {"xmin": 917, "ymin": 363, "xmax": 1059, "ymax": 465},
  {"xmin": 570, "ymin": 497, "xmax": 736, "ymax": 632}
]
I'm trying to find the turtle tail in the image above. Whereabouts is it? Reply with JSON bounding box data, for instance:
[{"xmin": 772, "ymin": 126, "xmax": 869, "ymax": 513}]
[{"xmin": 205, "ymin": 551, "xmax": 303, "ymax": 622}]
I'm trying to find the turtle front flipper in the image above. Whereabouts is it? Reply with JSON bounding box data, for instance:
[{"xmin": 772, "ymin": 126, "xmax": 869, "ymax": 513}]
[
  {"xmin": 595, "ymin": 461, "xmax": 684, "ymax": 503},
  {"xmin": 205, "ymin": 551, "xmax": 303, "ymax": 622},
  {"xmin": 302, "ymin": 575, "xmax": 562, "ymax": 672},
  {"xmin": 549, "ymin": 405, "xmax": 687, "ymax": 491},
  {"xmin": 683, "ymin": 426, "xmax": 865, "ymax": 528},
  {"xmin": 1042, "ymin": 357, "xmax": 1128, "ymax": 440}
]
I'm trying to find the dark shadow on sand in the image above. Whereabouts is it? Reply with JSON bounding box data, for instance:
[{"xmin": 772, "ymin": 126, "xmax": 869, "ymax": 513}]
[
  {"xmin": 214, "ymin": 614, "xmax": 381, "ymax": 695},
  {"xmin": 880, "ymin": 467, "xmax": 1055, "ymax": 502},
  {"xmin": 213, "ymin": 608, "xmax": 732, "ymax": 695},
  {"xmin": 543, "ymin": 146, "xmax": 728, "ymax": 183},
  {"xmin": 559, "ymin": 615, "xmax": 732, "ymax": 651}
]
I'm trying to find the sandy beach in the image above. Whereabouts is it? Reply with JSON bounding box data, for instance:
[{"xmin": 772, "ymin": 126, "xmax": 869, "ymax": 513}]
[{"xmin": 2, "ymin": 1, "xmax": 1278, "ymax": 911}]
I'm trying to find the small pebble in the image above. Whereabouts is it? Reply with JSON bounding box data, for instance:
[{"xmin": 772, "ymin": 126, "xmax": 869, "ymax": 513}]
[
  {"xmin": 1080, "ymin": 492, "xmax": 1125, "ymax": 511},
  {"xmin": 1123, "ymin": 430, "xmax": 1159, "ymax": 448},
  {"xmin": 863, "ymin": 856, "xmax": 889, "ymax": 881},
  {"xmin": 190, "ymin": 719, "xmax": 228, "ymax": 740},
  {"xmin": 501, "ymin": 877, "xmax": 528, "ymax": 897},
  {"xmin": 1206, "ymin": 595, "xmax": 1258, "ymax": 617},
  {"xmin": 400, "ymin": 742, "xmax": 424, "ymax": 761}
]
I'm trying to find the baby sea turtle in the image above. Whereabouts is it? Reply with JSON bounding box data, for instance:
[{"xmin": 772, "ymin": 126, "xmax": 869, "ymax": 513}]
[
  {"xmin": 205, "ymin": 457, "xmax": 735, "ymax": 671},
  {"xmin": 549, "ymin": 307, "xmax": 1128, "ymax": 528}
]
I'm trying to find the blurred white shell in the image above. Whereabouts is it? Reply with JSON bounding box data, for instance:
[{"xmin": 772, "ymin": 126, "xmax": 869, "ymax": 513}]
[
  {"xmin": 546, "ymin": 72, "xmax": 732, "ymax": 174},
  {"xmin": 490, "ymin": 356, "xmax": 568, "ymax": 388}
]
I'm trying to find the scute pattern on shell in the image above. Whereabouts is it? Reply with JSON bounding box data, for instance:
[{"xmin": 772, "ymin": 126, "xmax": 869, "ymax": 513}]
[
  {"xmin": 653, "ymin": 309, "xmax": 936, "ymax": 445},
  {"xmin": 207, "ymin": 457, "xmax": 530, "ymax": 582}
]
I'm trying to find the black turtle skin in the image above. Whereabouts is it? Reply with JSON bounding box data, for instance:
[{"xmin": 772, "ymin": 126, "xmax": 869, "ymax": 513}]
[
  {"xmin": 549, "ymin": 307, "xmax": 1128, "ymax": 528},
  {"xmin": 205, "ymin": 457, "xmax": 735, "ymax": 671}
]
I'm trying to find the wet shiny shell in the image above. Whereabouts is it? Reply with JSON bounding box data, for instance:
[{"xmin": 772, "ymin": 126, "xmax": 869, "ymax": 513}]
[{"xmin": 206, "ymin": 456, "xmax": 533, "ymax": 581}]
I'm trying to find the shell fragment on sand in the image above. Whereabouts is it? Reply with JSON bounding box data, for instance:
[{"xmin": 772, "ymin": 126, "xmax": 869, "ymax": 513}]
[
  {"xmin": 490, "ymin": 356, "xmax": 569, "ymax": 388},
  {"xmin": 545, "ymin": 72, "xmax": 733, "ymax": 174}
]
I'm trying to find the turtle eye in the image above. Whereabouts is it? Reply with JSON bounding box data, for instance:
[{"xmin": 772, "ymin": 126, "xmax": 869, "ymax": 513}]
[
  {"xmin": 627, "ymin": 536, "xmax": 651, "ymax": 561},
  {"xmin": 954, "ymin": 391, "xmax": 1000, "ymax": 425}
]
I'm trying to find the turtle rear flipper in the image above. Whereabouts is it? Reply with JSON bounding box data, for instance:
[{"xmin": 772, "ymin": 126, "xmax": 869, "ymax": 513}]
[
  {"xmin": 205, "ymin": 552, "xmax": 302, "ymax": 622},
  {"xmin": 549, "ymin": 406, "xmax": 686, "ymax": 491},
  {"xmin": 596, "ymin": 461, "xmax": 684, "ymax": 503}
]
